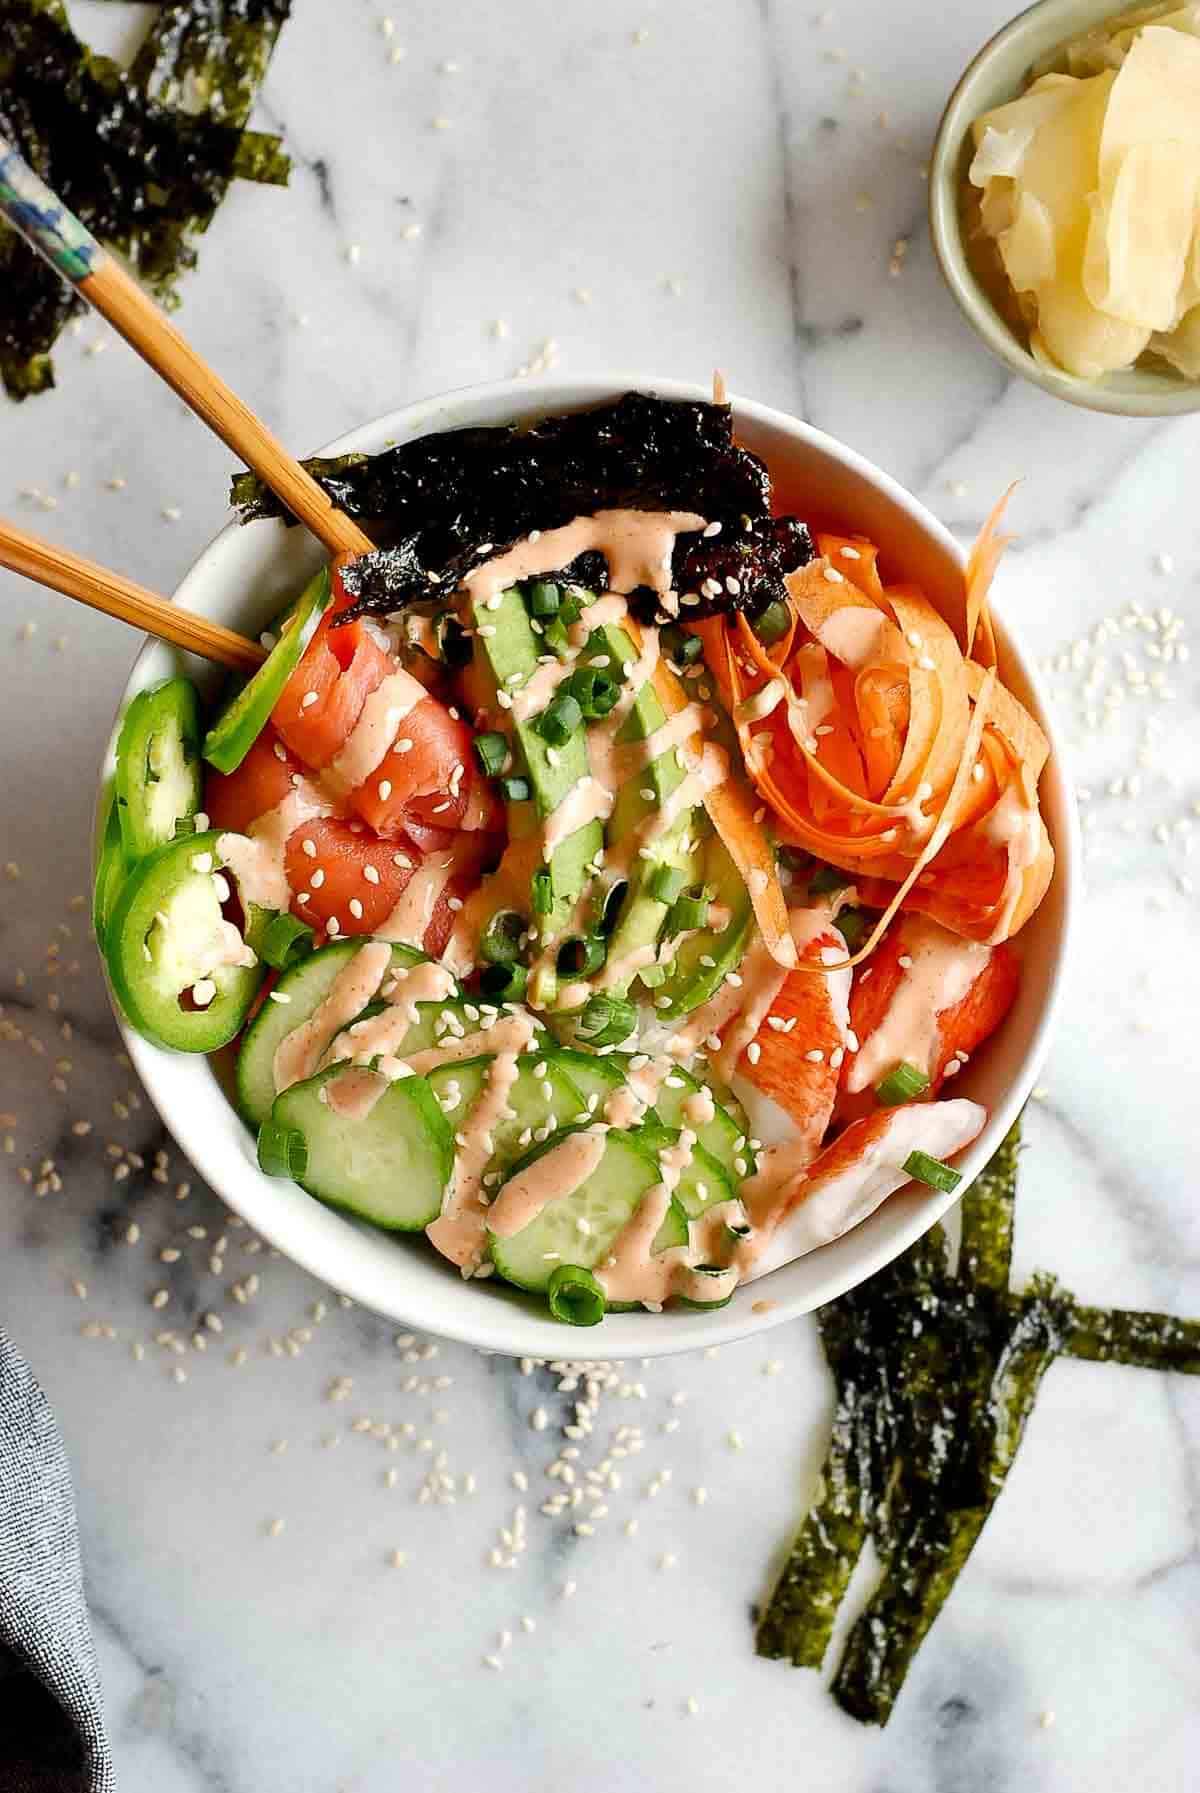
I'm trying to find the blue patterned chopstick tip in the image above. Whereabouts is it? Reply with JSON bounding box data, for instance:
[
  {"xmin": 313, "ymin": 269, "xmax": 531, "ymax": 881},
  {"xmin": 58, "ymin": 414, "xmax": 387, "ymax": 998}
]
[{"xmin": 0, "ymin": 142, "xmax": 99, "ymax": 284}]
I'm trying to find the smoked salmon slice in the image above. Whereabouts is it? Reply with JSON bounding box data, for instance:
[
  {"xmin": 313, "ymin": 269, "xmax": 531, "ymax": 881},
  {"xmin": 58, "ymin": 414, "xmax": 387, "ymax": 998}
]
[{"xmin": 205, "ymin": 729, "xmax": 303, "ymax": 836}]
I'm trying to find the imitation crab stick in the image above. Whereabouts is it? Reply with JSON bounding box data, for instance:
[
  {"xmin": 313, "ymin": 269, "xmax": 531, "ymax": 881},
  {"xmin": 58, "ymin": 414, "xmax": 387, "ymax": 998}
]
[{"xmin": 733, "ymin": 924, "xmax": 848, "ymax": 1156}]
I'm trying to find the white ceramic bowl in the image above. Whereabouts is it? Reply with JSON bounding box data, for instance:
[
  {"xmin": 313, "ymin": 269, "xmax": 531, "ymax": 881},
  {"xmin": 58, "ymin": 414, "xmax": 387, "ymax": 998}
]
[{"xmin": 98, "ymin": 376, "xmax": 1078, "ymax": 1359}]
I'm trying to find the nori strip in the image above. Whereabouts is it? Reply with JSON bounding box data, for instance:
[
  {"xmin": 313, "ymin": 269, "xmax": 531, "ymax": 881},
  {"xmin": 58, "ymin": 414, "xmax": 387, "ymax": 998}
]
[
  {"xmin": 755, "ymin": 1108, "xmax": 1200, "ymax": 1725},
  {"xmin": 0, "ymin": 0, "xmax": 290, "ymax": 399},
  {"xmin": 132, "ymin": 0, "xmax": 291, "ymax": 127},
  {"xmin": 231, "ymin": 393, "xmax": 815, "ymax": 626},
  {"xmin": 831, "ymin": 1279, "xmax": 1072, "ymax": 1727},
  {"xmin": 1064, "ymin": 1305, "xmax": 1200, "ymax": 1374},
  {"xmin": 958, "ymin": 1114, "xmax": 1019, "ymax": 1293}
]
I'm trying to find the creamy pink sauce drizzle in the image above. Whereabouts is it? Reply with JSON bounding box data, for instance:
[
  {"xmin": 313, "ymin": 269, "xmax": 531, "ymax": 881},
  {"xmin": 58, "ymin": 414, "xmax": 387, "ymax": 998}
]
[
  {"xmin": 543, "ymin": 776, "xmax": 615, "ymax": 856},
  {"xmin": 325, "ymin": 1066, "xmax": 392, "ymax": 1121},
  {"xmin": 485, "ymin": 1129, "xmax": 609, "ymax": 1240},
  {"xmin": 402, "ymin": 1012, "xmax": 536, "ymax": 1078},
  {"xmin": 320, "ymin": 959, "xmax": 458, "ymax": 1070},
  {"xmin": 845, "ymin": 917, "xmax": 989, "ymax": 1095},
  {"xmin": 427, "ymin": 1049, "xmax": 525, "ymax": 1269},
  {"xmin": 272, "ymin": 939, "xmax": 392, "ymax": 1094},
  {"xmin": 376, "ymin": 853, "xmax": 455, "ymax": 946},
  {"xmin": 605, "ymin": 701, "xmax": 706, "ymax": 785},
  {"xmin": 983, "ymin": 783, "xmax": 1043, "ymax": 942},
  {"xmin": 462, "ymin": 509, "xmax": 706, "ymax": 611},
  {"xmin": 601, "ymin": 1053, "xmax": 675, "ymax": 1128},
  {"xmin": 596, "ymin": 1128, "xmax": 699, "ymax": 1306},
  {"xmin": 321, "ymin": 669, "xmax": 427, "ymax": 798},
  {"xmin": 218, "ymin": 781, "xmax": 332, "ymax": 914}
]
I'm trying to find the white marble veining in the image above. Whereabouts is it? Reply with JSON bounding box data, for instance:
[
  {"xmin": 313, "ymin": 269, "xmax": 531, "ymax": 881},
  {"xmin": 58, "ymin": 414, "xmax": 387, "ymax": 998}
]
[{"xmin": 2, "ymin": 1, "xmax": 1199, "ymax": 1787}]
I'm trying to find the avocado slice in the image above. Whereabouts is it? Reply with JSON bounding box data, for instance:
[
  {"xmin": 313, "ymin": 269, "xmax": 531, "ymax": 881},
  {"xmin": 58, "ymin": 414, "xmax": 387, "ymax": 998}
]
[
  {"xmin": 468, "ymin": 585, "xmax": 605, "ymax": 959},
  {"xmin": 579, "ymin": 621, "xmax": 705, "ymax": 997},
  {"xmin": 649, "ymin": 831, "xmax": 754, "ymax": 1020}
]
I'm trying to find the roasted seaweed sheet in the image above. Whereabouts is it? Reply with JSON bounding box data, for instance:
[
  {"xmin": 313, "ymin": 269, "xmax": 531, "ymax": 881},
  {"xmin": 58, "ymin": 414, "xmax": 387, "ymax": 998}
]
[
  {"xmin": 0, "ymin": 0, "xmax": 290, "ymax": 399},
  {"xmin": 231, "ymin": 392, "xmax": 815, "ymax": 624},
  {"xmin": 756, "ymin": 1116, "xmax": 1200, "ymax": 1724}
]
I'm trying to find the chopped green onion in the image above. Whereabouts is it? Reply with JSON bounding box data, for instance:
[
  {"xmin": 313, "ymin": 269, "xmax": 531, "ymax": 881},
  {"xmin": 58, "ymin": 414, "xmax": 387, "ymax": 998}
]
[
  {"xmin": 661, "ymin": 623, "xmax": 704, "ymax": 665},
  {"xmin": 902, "ymin": 1149, "xmax": 962, "ymax": 1194},
  {"xmin": 543, "ymin": 618, "xmax": 571, "ymax": 659},
  {"xmin": 778, "ymin": 845, "xmax": 812, "ymax": 875},
  {"xmin": 576, "ymin": 993, "xmax": 636, "ymax": 1048},
  {"xmin": 480, "ymin": 961, "xmax": 528, "ymax": 1001},
  {"xmin": 669, "ymin": 892, "xmax": 709, "ymax": 932},
  {"xmin": 836, "ymin": 908, "xmax": 870, "ymax": 953},
  {"xmin": 753, "ymin": 599, "xmax": 791, "ymax": 646},
  {"xmin": 810, "ymin": 863, "xmax": 854, "ymax": 896},
  {"xmin": 527, "ymin": 579, "xmax": 561, "ymax": 617},
  {"xmin": 499, "ymin": 775, "xmax": 531, "ymax": 804},
  {"xmin": 532, "ymin": 869, "xmax": 553, "ymax": 916},
  {"xmin": 597, "ymin": 879, "xmax": 628, "ymax": 937},
  {"xmin": 536, "ymin": 692, "xmax": 583, "ymax": 748},
  {"xmin": 481, "ymin": 909, "xmax": 525, "ymax": 967},
  {"xmin": 474, "ymin": 732, "xmax": 509, "ymax": 777},
  {"xmin": 172, "ymin": 814, "xmax": 198, "ymax": 838},
  {"xmin": 558, "ymin": 591, "xmax": 583, "ymax": 626},
  {"xmin": 648, "ymin": 864, "xmax": 686, "ymax": 906},
  {"xmin": 557, "ymin": 934, "xmax": 607, "ymax": 978},
  {"xmin": 435, "ymin": 615, "xmax": 472, "ymax": 669},
  {"xmin": 257, "ymin": 1121, "xmax": 308, "ymax": 1181},
  {"xmin": 676, "ymin": 1267, "xmax": 736, "ymax": 1311},
  {"xmin": 261, "ymin": 913, "xmax": 316, "ymax": 971},
  {"xmin": 638, "ymin": 960, "xmax": 668, "ymax": 990},
  {"xmin": 875, "ymin": 1062, "xmax": 930, "ymax": 1106},
  {"xmin": 547, "ymin": 1263, "xmax": 607, "ymax": 1327},
  {"xmin": 563, "ymin": 666, "xmax": 619, "ymax": 720}
]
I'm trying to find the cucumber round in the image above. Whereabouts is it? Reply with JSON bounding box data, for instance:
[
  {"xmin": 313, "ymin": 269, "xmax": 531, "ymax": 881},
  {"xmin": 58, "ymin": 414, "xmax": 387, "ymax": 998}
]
[
  {"xmin": 235, "ymin": 937, "xmax": 428, "ymax": 1127},
  {"xmin": 641, "ymin": 1061, "xmax": 755, "ymax": 1180},
  {"xmin": 267, "ymin": 1065, "xmax": 452, "ymax": 1231},
  {"xmin": 629, "ymin": 1126, "xmax": 737, "ymax": 1221},
  {"xmin": 489, "ymin": 1128, "xmax": 688, "ymax": 1294},
  {"xmin": 427, "ymin": 1053, "xmax": 586, "ymax": 1178},
  {"xmin": 540, "ymin": 1046, "xmax": 624, "ymax": 1114}
]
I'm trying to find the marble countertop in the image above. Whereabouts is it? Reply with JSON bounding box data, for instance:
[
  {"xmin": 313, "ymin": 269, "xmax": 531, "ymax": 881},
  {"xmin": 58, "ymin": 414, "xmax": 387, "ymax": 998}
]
[{"xmin": 3, "ymin": 1, "xmax": 1199, "ymax": 1787}]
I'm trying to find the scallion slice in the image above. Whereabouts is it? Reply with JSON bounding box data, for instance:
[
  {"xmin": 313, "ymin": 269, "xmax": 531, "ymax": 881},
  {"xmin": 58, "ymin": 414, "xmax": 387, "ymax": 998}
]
[
  {"xmin": 257, "ymin": 1121, "xmax": 308, "ymax": 1181},
  {"xmin": 500, "ymin": 775, "xmax": 531, "ymax": 804},
  {"xmin": 480, "ymin": 961, "xmax": 528, "ymax": 1001},
  {"xmin": 753, "ymin": 599, "xmax": 791, "ymax": 646},
  {"xmin": 172, "ymin": 814, "xmax": 198, "ymax": 838},
  {"xmin": 638, "ymin": 960, "xmax": 668, "ymax": 989},
  {"xmin": 669, "ymin": 892, "xmax": 709, "ymax": 932},
  {"xmin": 536, "ymin": 692, "xmax": 583, "ymax": 748},
  {"xmin": 527, "ymin": 579, "xmax": 561, "ymax": 617},
  {"xmin": 547, "ymin": 1263, "xmax": 607, "ymax": 1327},
  {"xmin": 597, "ymin": 879, "xmax": 628, "ymax": 937},
  {"xmin": 557, "ymin": 935, "xmax": 606, "ymax": 978},
  {"xmin": 902, "ymin": 1149, "xmax": 962, "ymax": 1194},
  {"xmin": 543, "ymin": 618, "xmax": 571, "ymax": 658},
  {"xmin": 648, "ymin": 864, "xmax": 686, "ymax": 906},
  {"xmin": 575, "ymin": 993, "xmax": 636, "ymax": 1048},
  {"xmin": 474, "ymin": 732, "xmax": 509, "ymax": 777},
  {"xmin": 836, "ymin": 908, "xmax": 870, "ymax": 953},
  {"xmin": 481, "ymin": 909, "xmax": 525, "ymax": 967},
  {"xmin": 563, "ymin": 666, "xmax": 618, "ymax": 720},
  {"xmin": 661, "ymin": 623, "xmax": 703, "ymax": 665},
  {"xmin": 875, "ymin": 1062, "xmax": 930, "ymax": 1106},
  {"xmin": 261, "ymin": 914, "xmax": 316, "ymax": 971},
  {"xmin": 532, "ymin": 869, "xmax": 553, "ymax": 916}
]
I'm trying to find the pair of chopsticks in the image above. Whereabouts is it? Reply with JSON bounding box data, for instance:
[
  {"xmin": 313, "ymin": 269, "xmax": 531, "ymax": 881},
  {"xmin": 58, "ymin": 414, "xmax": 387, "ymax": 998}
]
[{"xmin": 0, "ymin": 136, "xmax": 374, "ymax": 670}]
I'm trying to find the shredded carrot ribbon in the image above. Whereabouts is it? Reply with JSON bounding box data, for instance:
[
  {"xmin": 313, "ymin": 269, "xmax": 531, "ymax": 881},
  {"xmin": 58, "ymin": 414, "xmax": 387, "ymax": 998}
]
[{"xmin": 694, "ymin": 498, "xmax": 1053, "ymax": 949}]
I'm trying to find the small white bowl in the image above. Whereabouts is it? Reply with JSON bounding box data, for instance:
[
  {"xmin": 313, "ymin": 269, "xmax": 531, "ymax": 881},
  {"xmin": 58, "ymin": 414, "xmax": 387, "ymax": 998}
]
[{"xmin": 97, "ymin": 376, "xmax": 1078, "ymax": 1359}]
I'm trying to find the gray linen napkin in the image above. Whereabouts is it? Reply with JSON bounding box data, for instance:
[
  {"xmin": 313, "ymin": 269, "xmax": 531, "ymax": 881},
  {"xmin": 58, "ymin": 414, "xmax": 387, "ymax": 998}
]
[{"xmin": 0, "ymin": 1327, "xmax": 113, "ymax": 1792}]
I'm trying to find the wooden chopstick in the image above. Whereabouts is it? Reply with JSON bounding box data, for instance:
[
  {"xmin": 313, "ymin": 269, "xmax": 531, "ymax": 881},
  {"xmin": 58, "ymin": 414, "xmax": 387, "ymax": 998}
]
[
  {"xmin": 0, "ymin": 518, "xmax": 267, "ymax": 674},
  {"xmin": 0, "ymin": 134, "xmax": 374, "ymax": 564},
  {"xmin": 81, "ymin": 260, "xmax": 374, "ymax": 561}
]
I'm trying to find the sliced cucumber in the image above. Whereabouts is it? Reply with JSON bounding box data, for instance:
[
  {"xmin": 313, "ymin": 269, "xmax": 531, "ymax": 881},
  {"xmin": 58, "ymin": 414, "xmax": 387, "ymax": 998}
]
[
  {"xmin": 540, "ymin": 1046, "xmax": 624, "ymax": 1114},
  {"xmin": 266, "ymin": 1066, "xmax": 452, "ymax": 1230},
  {"xmin": 642, "ymin": 1061, "xmax": 754, "ymax": 1181},
  {"xmin": 489, "ymin": 1128, "xmax": 687, "ymax": 1294},
  {"xmin": 235, "ymin": 937, "xmax": 427, "ymax": 1127},
  {"xmin": 630, "ymin": 1126, "xmax": 737, "ymax": 1220},
  {"xmin": 426, "ymin": 1052, "xmax": 586, "ymax": 1178}
]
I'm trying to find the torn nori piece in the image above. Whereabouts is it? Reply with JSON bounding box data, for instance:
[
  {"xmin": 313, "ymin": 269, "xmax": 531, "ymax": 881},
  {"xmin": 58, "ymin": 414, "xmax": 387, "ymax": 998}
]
[
  {"xmin": 755, "ymin": 1112, "xmax": 1200, "ymax": 1725},
  {"xmin": 132, "ymin": 0, "xmax": 291, "ymax": 127},
  {"xmin": 0, "ymin": 0, "xmax": 290, "ymax": 400},
  {"xmin": 231, "ymin": 393, "xmax": 815, "ymax": 625}
]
